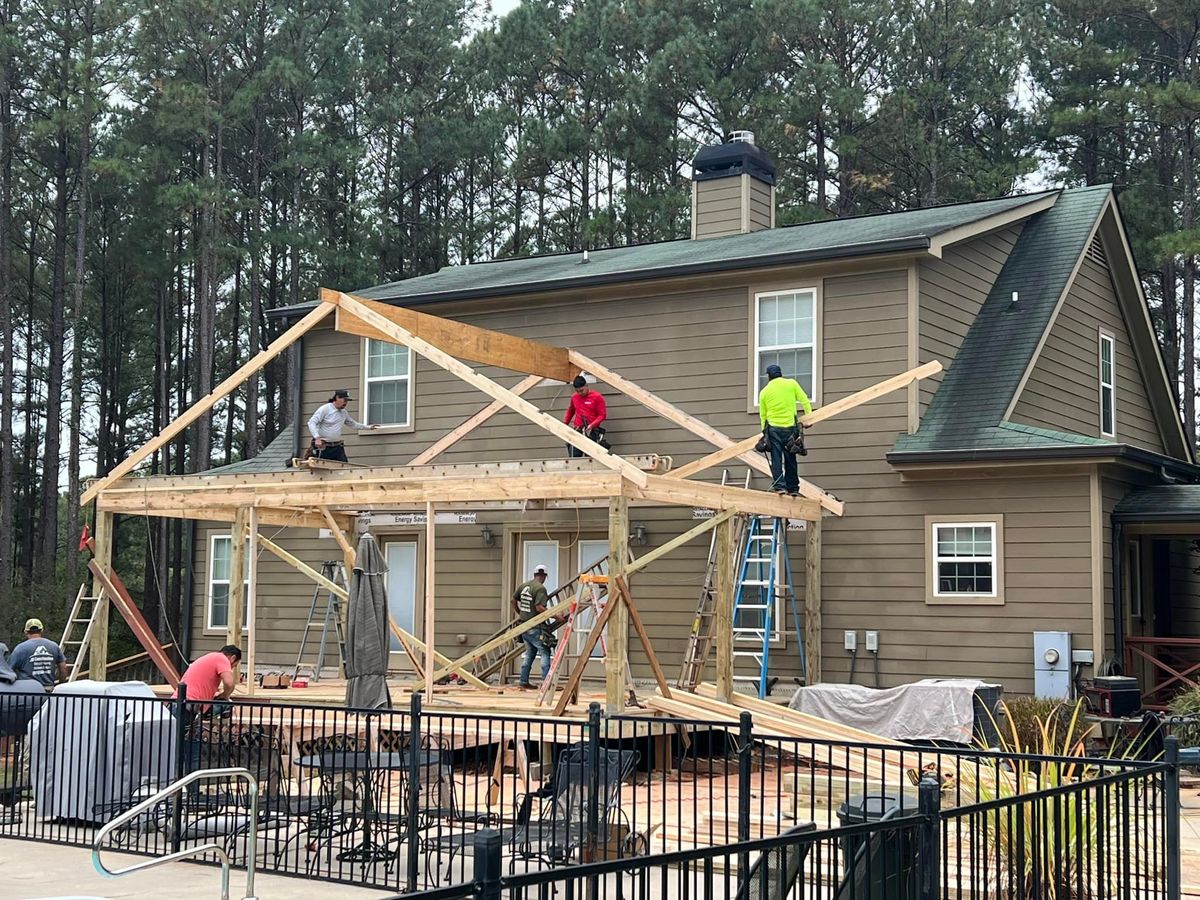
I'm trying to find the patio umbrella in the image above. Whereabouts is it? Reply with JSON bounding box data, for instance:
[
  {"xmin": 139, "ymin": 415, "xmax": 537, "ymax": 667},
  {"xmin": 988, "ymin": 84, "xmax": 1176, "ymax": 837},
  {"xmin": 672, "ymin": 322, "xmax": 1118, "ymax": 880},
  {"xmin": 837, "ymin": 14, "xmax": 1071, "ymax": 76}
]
[{"xmin": 345, "ymin": 532, "xmax": 393, "ymax": 710}]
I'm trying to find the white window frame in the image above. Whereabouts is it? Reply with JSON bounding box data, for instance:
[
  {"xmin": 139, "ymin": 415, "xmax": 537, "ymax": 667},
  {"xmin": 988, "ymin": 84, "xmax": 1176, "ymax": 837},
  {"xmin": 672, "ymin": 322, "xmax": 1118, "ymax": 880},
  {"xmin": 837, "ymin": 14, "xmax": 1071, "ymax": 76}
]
[
  {"xmin": 1099, "ymin": 331, "xmax": 1116, "ymax": 438},
  {"xmin": 751, "ymin": 286, "xmax": 818, "ymax": 407},
  {"xmin": 361, "ymin": 338, "xmax": 414, "ymax": 430},
  {"xmin": 926, "ymin": 517, "xmax": 1004, "ymax": 605},
  {"xmin": 206, "ymin": 533, "xmax": 249, "ymax": 632}
]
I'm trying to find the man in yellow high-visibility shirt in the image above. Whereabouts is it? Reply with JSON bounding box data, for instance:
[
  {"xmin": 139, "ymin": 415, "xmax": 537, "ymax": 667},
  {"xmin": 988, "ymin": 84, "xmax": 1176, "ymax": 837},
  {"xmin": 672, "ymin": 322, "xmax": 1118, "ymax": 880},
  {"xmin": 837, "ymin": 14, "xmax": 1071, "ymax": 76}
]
[{"xmin": 757, "ymin": 364, "xmax": 813, "ymax": 495}]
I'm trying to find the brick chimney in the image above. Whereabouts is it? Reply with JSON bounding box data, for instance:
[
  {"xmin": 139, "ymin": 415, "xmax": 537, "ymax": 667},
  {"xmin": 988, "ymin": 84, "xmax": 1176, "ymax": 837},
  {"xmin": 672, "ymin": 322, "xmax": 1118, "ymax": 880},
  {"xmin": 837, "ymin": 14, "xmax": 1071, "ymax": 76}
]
[{"xmin": 690, "ymin": 130, "xmax": 776, "ymax": 240}]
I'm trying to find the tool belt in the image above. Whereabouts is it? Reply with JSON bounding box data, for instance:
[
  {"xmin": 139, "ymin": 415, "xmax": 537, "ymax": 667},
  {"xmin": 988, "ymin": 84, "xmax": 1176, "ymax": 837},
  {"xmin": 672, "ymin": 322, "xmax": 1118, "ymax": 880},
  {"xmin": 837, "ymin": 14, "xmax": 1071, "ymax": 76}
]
[
  {"xmin": 575, "ymin": 424, "xmax": 611, "ymax": 450},
  {"xmin": 312, "ymin": 439, "xmax": 344, "ymax": 447}
]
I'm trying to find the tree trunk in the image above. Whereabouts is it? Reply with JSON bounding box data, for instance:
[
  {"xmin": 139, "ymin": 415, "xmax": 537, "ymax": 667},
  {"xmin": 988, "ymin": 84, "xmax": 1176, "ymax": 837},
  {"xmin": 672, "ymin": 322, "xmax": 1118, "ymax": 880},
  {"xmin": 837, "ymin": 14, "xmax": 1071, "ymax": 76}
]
[
  {"xmin": 0, "ymin": 0, "xmax": 14, "ymax": 593},
  {"xmin": 1183, "ymin": 121, "xmax": 1197, "ymax": 454}
]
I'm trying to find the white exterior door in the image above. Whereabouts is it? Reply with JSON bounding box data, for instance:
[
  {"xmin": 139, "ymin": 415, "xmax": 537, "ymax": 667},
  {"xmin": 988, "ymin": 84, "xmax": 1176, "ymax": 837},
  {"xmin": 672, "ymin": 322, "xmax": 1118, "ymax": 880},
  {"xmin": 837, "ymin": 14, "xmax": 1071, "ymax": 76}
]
[{"xmin": 384, "ymin": 541, "xmax": 418, "ymax": 663}]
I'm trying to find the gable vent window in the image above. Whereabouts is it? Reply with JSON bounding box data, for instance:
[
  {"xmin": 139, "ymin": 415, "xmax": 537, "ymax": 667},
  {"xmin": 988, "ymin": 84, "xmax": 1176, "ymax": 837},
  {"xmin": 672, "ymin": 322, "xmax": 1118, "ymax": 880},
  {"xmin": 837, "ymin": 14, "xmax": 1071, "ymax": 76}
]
[
  {"xmin": 1099, "ymin": 332, "xmax": 1116, "ymax": 437},
  {"xmin": 1086, "ymin": 237, "xmax": 1108, "ymax": 269}
]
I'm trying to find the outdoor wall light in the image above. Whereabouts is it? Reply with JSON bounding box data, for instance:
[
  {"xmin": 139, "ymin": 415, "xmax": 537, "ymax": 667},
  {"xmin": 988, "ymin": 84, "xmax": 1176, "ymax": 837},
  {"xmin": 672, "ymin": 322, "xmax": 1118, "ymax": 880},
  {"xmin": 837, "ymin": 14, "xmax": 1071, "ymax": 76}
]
[
  {"xmin": 481, "ymin": 524, "xmax": 496, "ymax": 547},
  {"xmin": 631, "ymin": 522, "xmax": 648, "ymax": 546}
]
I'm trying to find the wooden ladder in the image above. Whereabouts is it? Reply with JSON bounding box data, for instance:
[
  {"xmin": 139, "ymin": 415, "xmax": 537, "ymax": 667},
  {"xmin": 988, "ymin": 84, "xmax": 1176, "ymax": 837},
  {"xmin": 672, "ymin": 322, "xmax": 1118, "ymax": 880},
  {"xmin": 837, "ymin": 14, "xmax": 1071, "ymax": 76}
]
[
  {"xmin": 676, "ymin": 471, "xmax": 751, "ymax": 691},
  {"xmin": 60, "ymin": 584, "xmax": 103, "ymax": 681}
]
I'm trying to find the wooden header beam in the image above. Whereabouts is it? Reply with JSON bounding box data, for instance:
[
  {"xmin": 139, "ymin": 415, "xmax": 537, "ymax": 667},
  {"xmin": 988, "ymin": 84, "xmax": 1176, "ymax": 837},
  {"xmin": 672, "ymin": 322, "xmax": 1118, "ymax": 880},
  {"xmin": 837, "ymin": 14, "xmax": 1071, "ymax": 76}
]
[
  {"xmin": 91, "ymin": 500, "xmax": 350, "ymax": 532},
  {"xmin": 81, "ymin": 301, "xmax": 335, "ymax": 505},
  {"xmin": 326, "ymin": 288, "xmax": 577, "ymax": 383}
]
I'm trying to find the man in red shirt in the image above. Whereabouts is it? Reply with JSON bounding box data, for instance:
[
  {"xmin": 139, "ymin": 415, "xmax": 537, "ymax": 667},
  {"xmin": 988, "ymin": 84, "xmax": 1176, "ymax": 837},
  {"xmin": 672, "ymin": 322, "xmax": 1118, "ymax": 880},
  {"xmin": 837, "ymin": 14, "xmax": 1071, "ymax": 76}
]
[
  {"xmin": 563, "ymin": 375, "xmax": 608, "ymax": 458},
  {"xmin": 172, "ymin": 645, "xmax": 241, "ymax": 706}
]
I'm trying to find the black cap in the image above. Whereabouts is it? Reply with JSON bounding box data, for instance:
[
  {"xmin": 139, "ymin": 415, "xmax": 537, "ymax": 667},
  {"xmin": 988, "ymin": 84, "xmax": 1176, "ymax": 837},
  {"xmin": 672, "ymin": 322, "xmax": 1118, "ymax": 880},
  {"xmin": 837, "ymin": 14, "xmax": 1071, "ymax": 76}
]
[
  {"xmin": 332, "ymin": 388, "xmax": 352, "ymax": 400},
  {"xmin": 766, "ymin": 364, "xmax": 783, "ymax": 379},
  {"xmin": 572, "ymin": 375, "xmax": 588, "ymax": 389}
]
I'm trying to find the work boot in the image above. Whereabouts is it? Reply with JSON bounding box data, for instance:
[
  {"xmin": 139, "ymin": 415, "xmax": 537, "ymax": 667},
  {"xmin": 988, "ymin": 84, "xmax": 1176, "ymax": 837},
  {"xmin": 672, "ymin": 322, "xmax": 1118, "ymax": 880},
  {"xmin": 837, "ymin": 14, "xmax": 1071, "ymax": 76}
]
[{"xmin": 518, "ymin": 682, "xmax": 533, "ymax": 690}]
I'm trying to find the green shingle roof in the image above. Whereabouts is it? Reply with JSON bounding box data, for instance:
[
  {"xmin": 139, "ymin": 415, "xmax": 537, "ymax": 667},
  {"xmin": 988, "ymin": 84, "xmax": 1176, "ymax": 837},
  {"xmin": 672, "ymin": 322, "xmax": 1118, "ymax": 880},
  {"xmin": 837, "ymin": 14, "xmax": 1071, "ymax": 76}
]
[
  {"xmin": 1113, "ymin": 485, "xmax": 1200, "ymax": 523},
  {"xmin": 206, "ymin": 425, "xmax": 297, "ymax": 474},
  {"xmin": 892, "ymin": 184, "xmax": 1114, "ymax": 456},
  {"xmin": 347, "ymin": 191, "xmax": 1058, "ymax": 306}
]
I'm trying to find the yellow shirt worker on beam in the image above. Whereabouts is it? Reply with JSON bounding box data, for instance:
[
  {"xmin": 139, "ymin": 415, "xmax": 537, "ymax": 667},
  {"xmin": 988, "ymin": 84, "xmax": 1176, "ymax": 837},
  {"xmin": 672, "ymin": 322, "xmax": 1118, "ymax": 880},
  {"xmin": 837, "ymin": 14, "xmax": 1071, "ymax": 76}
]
[{"xmin": 757, "ymin": 364, "xmax": 813, "ymax": 495}]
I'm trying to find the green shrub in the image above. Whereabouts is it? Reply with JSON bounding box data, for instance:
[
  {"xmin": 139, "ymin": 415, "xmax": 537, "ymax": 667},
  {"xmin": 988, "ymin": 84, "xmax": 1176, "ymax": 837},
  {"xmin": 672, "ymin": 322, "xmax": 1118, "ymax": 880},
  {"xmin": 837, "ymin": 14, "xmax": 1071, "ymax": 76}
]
[
  {"xmin": 1168, "ymin": 685, "xmax": 1200, "ymax": 747},
  {"xmin": 991, "ymin": 696, "xmax": 1078, "ymax": 757}
]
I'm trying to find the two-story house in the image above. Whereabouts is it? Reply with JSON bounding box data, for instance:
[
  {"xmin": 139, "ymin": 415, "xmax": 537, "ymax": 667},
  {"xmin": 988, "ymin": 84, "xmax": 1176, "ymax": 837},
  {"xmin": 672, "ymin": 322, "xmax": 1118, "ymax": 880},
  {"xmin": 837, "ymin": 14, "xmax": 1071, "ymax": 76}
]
[{"xmin": 178, "ymin": 137, "xmax": 1200, "ymax": 698}]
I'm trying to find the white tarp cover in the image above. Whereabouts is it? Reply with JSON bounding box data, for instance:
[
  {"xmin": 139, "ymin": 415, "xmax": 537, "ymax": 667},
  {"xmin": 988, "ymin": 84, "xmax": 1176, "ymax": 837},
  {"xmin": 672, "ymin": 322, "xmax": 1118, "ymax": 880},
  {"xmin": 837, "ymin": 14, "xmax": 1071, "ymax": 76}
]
[
  {"xmin": 29, "ymin": 680, "xmax": 178, "ymax": 822},
  {"xmin": 787, "ymin": 679, "xmax": 996, "ymax": 743}
]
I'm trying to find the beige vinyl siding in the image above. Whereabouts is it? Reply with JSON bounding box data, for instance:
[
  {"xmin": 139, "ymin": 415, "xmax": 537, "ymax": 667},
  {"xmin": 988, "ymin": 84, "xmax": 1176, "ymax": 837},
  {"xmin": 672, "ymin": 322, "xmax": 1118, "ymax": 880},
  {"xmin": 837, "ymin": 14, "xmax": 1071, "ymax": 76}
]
[
  {"xmin": 1011, "ymin": 255, "xmax": 1166, "ymax": 452},
  {"xmin": 1100, "ymin": 476, "xmax": 1133, "ymax": 665},
  {"xmin": 693, "ymin": 179, "xmax": 746, "ymax": 239},
  {"xmin": 748, "ymin": 179, "xmax": 773, "ymax": 231},
  {"xmin": 917, "ymin": 225, "xmax": 1023, "ymax": 416}
]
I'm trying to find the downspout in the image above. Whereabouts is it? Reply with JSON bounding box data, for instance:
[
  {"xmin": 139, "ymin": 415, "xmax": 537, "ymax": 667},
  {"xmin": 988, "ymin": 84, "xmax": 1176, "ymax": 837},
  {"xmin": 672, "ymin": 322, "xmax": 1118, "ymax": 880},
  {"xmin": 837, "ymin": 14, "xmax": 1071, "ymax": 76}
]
[{"xmin": 1112, "ymin": 518, "xmax": 1125, "ymax": 674}]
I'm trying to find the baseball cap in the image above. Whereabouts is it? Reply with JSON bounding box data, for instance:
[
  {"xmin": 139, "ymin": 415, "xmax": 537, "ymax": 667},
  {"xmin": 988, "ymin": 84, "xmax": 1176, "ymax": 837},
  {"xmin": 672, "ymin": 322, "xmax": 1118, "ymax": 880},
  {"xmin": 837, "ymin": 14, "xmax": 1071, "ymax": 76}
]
[
  {"xmin": 765, "ymin": 364, "xmax": 783, "ymax": 378},
  {"xmin": 24, "ymin": 618, "xmax": 43, "ymax": 633},
  {"xmin": 333, "ymin": 388, "xmax": 352, "ymax": 400},
  {"xmin": 533, "ymin": 564, "xmax": 549, "ymax": 575}
]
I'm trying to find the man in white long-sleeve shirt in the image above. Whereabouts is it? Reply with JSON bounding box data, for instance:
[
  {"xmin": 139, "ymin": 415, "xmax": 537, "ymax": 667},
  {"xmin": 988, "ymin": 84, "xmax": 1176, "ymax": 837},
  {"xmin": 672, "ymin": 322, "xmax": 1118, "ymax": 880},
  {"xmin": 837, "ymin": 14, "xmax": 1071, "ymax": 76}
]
[{"xmin": 307, "ymin": 389, "xmax": 376, "ymax": 462}]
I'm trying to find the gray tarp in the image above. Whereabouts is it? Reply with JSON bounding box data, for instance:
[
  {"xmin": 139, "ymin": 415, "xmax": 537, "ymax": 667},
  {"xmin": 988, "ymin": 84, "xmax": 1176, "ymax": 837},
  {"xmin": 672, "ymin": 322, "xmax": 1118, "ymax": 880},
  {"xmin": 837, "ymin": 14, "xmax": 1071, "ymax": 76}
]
[
  {"xmin": 788, "ymin": 679, "xmax": 995, "ymax": 743},
  {"xmin": 345, "ymin": 533, "xmax": 393, "ymax": 710}
]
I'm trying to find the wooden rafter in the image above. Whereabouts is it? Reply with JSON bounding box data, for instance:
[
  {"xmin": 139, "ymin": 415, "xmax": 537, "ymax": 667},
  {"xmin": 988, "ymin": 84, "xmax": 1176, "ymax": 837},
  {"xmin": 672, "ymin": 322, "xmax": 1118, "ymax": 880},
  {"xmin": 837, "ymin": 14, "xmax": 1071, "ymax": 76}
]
[
  {"xmin": 335, "ymin": 292, "xmax": 650, "ymax": 489},
  {"xmin": 408, "ymin": 374, "xmax": 543, "ymax": 465},
  {"xmin": 81, "ymin": 301, "xmax": 336, "ymax": 505},
  {"xmin": 572, "ymin": 351, "xmax": 843, "ymax": 515},
  {"xmin": 327, "ymin": 288, "xmax": 577, "ymax": 383},
  {"xmin": 669, "ymin": 361, "xmax": 944, "ymax": 481}
]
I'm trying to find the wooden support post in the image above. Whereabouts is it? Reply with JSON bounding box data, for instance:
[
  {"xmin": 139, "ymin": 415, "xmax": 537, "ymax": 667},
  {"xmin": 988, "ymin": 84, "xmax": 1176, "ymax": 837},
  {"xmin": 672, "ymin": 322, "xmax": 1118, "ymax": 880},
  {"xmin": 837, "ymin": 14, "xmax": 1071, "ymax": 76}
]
[
  {"xmin": 714, "ymin": 515, "xmax": 735, "ymax": 703},
  {"xmin": 606, "ymin": 496, "xmax": 630, "ymax": 713},
  {"xmin": 424, "ymin": 501, "xmax": 436, "ymax": 699},
  {"xmin": 805, "ymin": 517, "xmax": 822, "ymax": 685},
  {"xmin": 89, "ymin": 510, "xmax": 114, "ymax": 680},
  {"xmin": 227, "ymin": 508, "xmax": 248, "ymax": 649},
  {"xmin": 246, "ymin": 508, "xmax": 259, "ymax": 696}
]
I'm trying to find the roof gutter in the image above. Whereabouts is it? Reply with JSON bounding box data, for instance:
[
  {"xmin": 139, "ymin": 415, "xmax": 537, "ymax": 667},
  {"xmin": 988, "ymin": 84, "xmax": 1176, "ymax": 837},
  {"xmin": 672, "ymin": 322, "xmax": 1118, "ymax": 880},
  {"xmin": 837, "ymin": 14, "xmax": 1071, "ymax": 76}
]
[
  {"xmin": 887, "ymin": 443, "xmax": 1200, "ymax": 480},
  {"xmin": 267, "ymin": 236, "xmax": 932, "ymax": 320}
]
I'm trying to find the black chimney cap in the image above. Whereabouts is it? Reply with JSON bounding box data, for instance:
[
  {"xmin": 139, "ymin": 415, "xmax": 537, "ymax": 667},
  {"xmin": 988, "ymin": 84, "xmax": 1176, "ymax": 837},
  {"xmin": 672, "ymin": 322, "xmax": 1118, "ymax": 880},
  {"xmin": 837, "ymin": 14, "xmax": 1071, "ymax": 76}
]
[{"xmin": 693, "ymin": 139, "xmax": 776, "ymax": 186}]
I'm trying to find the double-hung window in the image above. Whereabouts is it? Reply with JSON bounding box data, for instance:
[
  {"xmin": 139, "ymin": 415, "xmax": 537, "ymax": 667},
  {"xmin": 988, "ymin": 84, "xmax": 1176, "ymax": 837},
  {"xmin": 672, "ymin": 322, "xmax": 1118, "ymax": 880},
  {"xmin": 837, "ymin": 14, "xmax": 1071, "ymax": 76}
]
[
  {"xmin": 1099, "ymin": 332, "xmax": 1115, "ymax": 437},
  {"xmin": 926, "ymin": 517, "xmax": 1004, "ymax": 604},
  {"xmin": 364, "ymin": 339, "xmax": 413, "ymax": 427},
  {"xmin": 754, "ymin": 289, "xmax": 816, "ymax": 397},
  {"xmin": 207, "ymin": 534, "xmax": 249, "ymax": 630}
]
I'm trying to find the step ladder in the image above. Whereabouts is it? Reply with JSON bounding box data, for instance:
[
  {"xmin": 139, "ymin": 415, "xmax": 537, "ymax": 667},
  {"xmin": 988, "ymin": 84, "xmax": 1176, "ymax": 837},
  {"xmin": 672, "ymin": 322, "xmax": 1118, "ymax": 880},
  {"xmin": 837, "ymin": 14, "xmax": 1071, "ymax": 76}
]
[
  {"xmin": 60, "ymin": 583, "xmax": 102, "ymax": 681},
  {"xmin": 293, "ymin": 560, "xmax": 348, "ymax": 681},
  {"xmin": 732, "ymin": 516, "xmax": 804, "ymax": 698},
  {"xmin": 676, "ymin": 471, "xmax": 751, "ymax": 691}
]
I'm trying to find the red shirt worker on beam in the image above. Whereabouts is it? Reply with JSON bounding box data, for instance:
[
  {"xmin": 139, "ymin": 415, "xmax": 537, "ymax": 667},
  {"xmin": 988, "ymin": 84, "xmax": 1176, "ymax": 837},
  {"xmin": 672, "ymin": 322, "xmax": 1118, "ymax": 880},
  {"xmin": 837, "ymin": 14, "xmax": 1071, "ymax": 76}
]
[{"xmin": 563, "ymin": 374, "xmax": 608, "ymax": 458}]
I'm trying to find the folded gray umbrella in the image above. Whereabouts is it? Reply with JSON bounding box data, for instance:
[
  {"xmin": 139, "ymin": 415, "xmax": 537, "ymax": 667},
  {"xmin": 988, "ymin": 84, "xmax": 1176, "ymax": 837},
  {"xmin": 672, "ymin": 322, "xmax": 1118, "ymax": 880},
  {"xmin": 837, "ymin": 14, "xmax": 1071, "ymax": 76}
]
[{"xmin": 345, "ymin": 533, "xmax": 393, "ymax": 710}]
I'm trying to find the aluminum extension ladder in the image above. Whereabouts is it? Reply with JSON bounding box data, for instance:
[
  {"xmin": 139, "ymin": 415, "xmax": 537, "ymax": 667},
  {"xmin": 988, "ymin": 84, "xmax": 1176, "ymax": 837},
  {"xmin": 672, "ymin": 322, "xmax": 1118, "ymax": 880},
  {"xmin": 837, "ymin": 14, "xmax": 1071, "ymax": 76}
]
[
  {"xmin": 292, "ymin": 560, "xmax": 348, "ymax": 681},
  {"xmin": 731, "ymin": 515, "xmax": 805, "ymax": 698},
  {"xmin": 61, "ymin": 583, "xmax": 103, "ymax": 680}
]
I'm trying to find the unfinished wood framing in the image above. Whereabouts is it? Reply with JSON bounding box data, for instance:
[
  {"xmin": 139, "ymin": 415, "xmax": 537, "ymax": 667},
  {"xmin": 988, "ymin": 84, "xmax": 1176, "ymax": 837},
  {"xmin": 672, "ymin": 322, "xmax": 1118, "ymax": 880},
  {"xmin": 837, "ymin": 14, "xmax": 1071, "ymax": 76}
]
[
  {"xmin": 246, "ymin": 508, "xmax": 259, "ymax": 696},
  {"xmin": 805, "ymin": 517, "xmax": 822, "ymax": 685},
  {"xmin": 88, "ymin": 510, "xmax": 113, "ymax": 681},
  {"xmin": 83, "ymin": 287, "xmax": 889, "ymax": 709},
  {"xmin": 227, "ymin": 508, "xmax": 249, "ymax": 648},
  {"xmin": 606, "ymin": 496, "xmax": 630, "ymax": 712}
]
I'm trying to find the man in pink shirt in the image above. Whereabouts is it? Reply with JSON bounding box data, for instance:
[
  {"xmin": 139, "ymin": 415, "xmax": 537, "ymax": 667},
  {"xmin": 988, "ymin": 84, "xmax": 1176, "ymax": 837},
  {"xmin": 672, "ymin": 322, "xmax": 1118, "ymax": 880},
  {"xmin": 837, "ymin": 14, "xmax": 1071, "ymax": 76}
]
[
  {"xmin": 563, "ymin": 375, "xmax": 608, "ymax": 458},
  {"xmin": 172, "ymin": 645, "xmax": 241, "ymax": 705}
]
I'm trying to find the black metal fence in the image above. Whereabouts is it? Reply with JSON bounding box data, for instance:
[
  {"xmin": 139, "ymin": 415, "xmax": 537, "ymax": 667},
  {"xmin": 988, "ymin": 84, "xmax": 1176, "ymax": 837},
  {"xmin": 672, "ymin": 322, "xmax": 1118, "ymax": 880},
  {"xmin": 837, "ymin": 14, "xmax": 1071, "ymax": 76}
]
[{"xmin": 0, "ymin": 687, "xmax": 1180, "ymax": 898}]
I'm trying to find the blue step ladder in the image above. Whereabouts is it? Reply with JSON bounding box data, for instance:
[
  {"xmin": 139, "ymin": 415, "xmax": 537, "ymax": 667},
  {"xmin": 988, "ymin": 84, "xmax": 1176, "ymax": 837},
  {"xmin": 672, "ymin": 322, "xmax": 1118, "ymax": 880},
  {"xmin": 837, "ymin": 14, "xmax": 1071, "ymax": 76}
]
[{"xmin": 732, "ymin": 515, "xmax": 805, "ymax": 697}]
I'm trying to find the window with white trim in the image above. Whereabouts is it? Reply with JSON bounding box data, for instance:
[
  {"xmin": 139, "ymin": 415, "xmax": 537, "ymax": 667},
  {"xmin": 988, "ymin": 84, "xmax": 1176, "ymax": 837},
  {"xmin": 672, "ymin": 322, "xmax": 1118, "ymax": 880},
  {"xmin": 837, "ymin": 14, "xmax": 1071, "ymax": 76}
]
[
  {"xmin": 1099, "ymin": 332, "xmax": 1115, "ymax": 437},
  {"xmin": 207, "ymin": 534, "xmax": 249, "ymax": 631},
  {"xmin": 754, "ymin": 289, "xmax": 815, "ymax": 396},
  {"xmin": 931, "ymin": 522, "xmax": 998, "ymax": 599},
  {"xmin": 364, "ymin": 339, "xmax": 413, "ymax": 427}
]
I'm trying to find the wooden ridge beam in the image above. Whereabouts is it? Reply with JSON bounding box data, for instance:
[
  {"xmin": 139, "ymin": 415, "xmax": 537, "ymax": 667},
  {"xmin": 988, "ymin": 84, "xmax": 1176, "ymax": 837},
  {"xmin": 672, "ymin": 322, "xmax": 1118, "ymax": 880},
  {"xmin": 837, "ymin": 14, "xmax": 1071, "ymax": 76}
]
[
  {"xmin": 336, "ymin": 292, "xmax": 649, "ymax": 489},
  {"xmin": 82, "ymin": 300, "xmax": 335, "ymax": 505},
  {"xmin": 409, "ymin": 374, "xmax": 543, "ymax": 465},
  {"xmin": 327, "ymin": 288, "xmax": 577, "ymax": 383}
]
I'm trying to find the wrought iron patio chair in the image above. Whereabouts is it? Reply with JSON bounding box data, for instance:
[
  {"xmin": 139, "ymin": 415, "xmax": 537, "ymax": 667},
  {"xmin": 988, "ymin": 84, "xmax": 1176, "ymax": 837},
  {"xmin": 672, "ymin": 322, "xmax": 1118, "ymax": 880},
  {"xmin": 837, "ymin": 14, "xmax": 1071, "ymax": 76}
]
[{"xmin": 735, "ymin": 823, "xmax": 818, "ymax": 900}]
